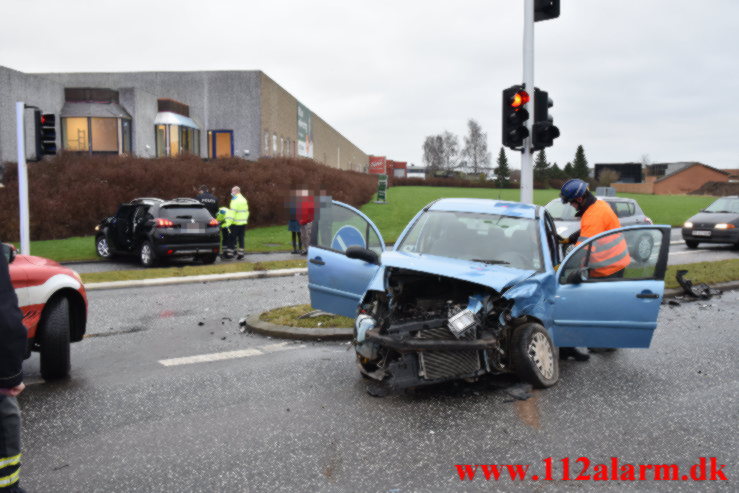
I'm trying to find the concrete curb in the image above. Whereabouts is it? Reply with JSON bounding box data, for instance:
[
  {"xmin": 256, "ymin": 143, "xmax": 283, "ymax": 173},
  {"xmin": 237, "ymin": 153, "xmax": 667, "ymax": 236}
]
[
  {"xmin": 245, "ymin": 314, "xmax": 352, "ymax": 341},
  {"xmin": 85, "ymin": 268, "xmax": 307, "ymax": 291}
]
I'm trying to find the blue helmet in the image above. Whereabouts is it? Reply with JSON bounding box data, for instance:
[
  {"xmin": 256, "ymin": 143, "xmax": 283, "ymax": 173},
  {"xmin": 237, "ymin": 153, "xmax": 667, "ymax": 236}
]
[{"xmin": 560, "ymin": 179, "xmax": 588, "ymax": 203}]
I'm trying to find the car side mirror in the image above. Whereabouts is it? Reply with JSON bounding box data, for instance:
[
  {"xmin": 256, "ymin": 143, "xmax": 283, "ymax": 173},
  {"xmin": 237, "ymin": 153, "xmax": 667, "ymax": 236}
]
[
  {"xmin": 566, "ymin": 267, "xmax": 588, "ymax": 284},
  {"xmin": 2, "ymin": 243, "xmax": 17, "ymax": 264},
  {"xmin": 346, "ymin": 245, "xmax": 380, "ymax": 265}
]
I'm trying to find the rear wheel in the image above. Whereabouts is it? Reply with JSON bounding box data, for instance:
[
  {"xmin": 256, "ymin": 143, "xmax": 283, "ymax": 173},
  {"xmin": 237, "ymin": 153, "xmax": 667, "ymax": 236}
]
[
  {"xmin": 39, "ymin": 297, "xmax": 71, "ymax": 381},
  {"xmin": 510, "ymin": 322, "xmax": 559, "ymax": 388},
  {"xmin": 140, "ymin": 241, "xmax": 157, "ymax": 267},
  {"xmin": 633, "ymin": 234, "xmax": 654, "ymax": 262},
  {"xmin": 685, "ymin": 240, "xmax": 699, "ymax": 249},
  {"xmin": 201, "ymin": 253, "xmax": 217, "ymax": 264},
  {"xmin": 95, "ymin": 235, "xmax": 113, "ymax": 258}
]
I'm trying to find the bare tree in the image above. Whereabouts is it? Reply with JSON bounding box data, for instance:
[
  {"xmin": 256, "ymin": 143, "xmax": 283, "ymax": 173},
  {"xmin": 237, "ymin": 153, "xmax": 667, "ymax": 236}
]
[
  {"xmin": 422, "ymin": 135, "xmax": 444, "ymax": 173},
  {"xmin": 462, "ymin": 119, "xmax": 491, "ymax": 175},
  {"xmin": 440, "ymin": 131, "xmax": 461, "ymax": 172},
  {"xmin": 598, "ymin": 169, "xmax": 621, "ymax": 186}
]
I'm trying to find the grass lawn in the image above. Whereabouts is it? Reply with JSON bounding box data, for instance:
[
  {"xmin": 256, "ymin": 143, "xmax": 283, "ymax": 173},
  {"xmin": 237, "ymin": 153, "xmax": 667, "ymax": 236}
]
[
  {"xmin": 80, "ymin": 259, "xmax": 306, "ymax": 284},
  {"xmin": 260, "ymin": 304, "xmax": 353, "ymax": 328},
  {"xmin": 16, "ymin": 186, "xmax": 719, "ymax": 262}
]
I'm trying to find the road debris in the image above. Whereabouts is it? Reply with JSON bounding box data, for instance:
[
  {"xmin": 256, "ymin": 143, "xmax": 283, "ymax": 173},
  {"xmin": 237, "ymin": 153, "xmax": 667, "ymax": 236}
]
[{"xmin": 676, "ymin": 270, "xmax": 722, "ymax": 299}]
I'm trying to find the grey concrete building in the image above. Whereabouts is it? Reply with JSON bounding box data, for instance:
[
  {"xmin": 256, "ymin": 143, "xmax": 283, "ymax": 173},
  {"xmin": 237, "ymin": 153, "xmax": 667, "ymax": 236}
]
[{"xmin": 0, "ymin": 65, "xmax": 368, "ymax": 171}]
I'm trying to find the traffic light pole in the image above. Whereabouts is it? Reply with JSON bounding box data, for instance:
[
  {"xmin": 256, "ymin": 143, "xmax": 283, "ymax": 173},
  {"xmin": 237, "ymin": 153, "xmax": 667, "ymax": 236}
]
[
  {"xmin": 520, "ymin": 0, "xmax": 535, "ymax": 204},
  {"xmin": 16, "ymin": 102, "xmax": 30, "ymax": 255}
]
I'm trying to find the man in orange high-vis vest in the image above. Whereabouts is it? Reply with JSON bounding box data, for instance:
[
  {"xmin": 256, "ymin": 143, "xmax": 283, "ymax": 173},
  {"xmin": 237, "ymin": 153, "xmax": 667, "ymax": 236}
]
[
  {"xmin": 559, "ymin": 179, "xmax": 631, "ymax": 279},
  {"xmin": 557, "ymin": 179, "xmax": 632, "ymax": 361}
]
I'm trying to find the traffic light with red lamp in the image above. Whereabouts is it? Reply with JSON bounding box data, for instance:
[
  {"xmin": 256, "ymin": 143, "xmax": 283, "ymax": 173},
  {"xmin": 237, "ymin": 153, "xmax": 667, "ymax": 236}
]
[
  {"xmin": 502, "ymin": 85, "xmax": 530, "ymax": 150},
  {"xmin": 34, "ymin": 110, "xmax": 57, "ymax": 158},
  {"xmin": 532, "ymin": 88, "xmax": 560, "ymax": 150}
]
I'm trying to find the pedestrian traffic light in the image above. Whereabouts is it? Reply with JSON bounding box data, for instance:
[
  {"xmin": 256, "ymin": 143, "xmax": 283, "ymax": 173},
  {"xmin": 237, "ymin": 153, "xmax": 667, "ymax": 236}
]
[
  {"xmin": 34, "ymin": 110, "xmax": 57, "ymax": 158},
  {"xmin": 534, "ymin": 0, "xmax": 560, "ymax": 22},
  {"xmin": 532, "ymin": 88, "xmax": 560, "ymax": 150},
  {"xmin": 502, "ymin": 85, "xmax": 530, "ymax": 150}
]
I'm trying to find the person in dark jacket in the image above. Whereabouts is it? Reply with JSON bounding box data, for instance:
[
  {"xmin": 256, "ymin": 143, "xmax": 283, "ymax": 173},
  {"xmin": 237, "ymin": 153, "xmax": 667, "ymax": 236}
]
[
  {"xmin": 195, "ymin": 185, "xmax": 219, "ymax": 218},
  {"xmin": 0, "ymin": 245, "xmax": 27, "ymax": 493},
  {"xmin": 287, "ymin": 190, "xmax": 301, "ymax": 254}
]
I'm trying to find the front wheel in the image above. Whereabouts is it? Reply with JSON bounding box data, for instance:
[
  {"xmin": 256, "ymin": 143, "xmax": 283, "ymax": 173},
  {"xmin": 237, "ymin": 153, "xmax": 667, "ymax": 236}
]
[
  {"xmin": 95, "ymin": 235, "xmax": 114, "ymax": 258},
  {"xmin": 140, "ymin": 241, "xmax": 157, "ymax": 267},
  {"xmin": 510, "ymin": 322, "xmax": 559, "ymax": 388},
  {"xmin": 39, "ymin": 297, "xmax": 71, "ymax": 381},
  {"xmin": 685, "ymin": 240, "xmax": 699, "ymax": 249}
]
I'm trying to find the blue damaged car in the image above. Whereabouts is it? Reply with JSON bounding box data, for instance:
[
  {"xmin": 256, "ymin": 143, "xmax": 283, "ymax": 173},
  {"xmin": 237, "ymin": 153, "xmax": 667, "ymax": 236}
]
[{"xmin": 308, "ymin": 198, "xmax": 670, "ymax": 391}]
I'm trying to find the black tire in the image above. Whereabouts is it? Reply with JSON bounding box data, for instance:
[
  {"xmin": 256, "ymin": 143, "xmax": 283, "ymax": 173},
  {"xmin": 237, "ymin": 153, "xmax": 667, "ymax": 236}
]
[
  {"xmin": 201, "ymin": 253, "xmax": 217, "ymax": 264},
  {"xmin": 39, "ymin": 297, "xmax": 71, "ymax": 381},
  {"xmin": 685, "ymin": 240, "xmax": 699, "ymax": 249},
  {"xmin": 633, "ymin": 234, "xmax": 654, "ymax": 262},
  {"xmin": 140, "ymin": 241, "xmax": 157, "ymax": 267},
  {"xmin": 510, "ymin": 322, "xmax": 559, "ymax": 388},
  {"xmin": 95, "ymin": 235, "xmax": 114, "ymax": 259}
]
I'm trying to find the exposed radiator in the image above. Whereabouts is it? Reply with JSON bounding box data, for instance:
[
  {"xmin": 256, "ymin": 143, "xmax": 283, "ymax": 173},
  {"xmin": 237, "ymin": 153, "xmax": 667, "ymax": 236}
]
[{"xmin": 417, "ymin": 325, "xmax": 481, "ymax": 380}]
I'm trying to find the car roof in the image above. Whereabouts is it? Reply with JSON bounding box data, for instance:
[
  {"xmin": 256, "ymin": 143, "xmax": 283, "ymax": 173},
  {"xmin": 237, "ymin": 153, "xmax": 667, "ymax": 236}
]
[
  {"xmin": 598, "ymin": 196, "xmax": 635, "ymax": 203},
  {"xmin": 427, "ymin": 198, "xmax": 538, "ymax": 219}
]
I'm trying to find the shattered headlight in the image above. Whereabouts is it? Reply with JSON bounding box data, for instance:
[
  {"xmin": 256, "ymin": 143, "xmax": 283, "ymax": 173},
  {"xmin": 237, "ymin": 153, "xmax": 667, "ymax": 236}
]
[{"xmin": 448, "ymin": 309, "xmax": 476, "ymax": 338}]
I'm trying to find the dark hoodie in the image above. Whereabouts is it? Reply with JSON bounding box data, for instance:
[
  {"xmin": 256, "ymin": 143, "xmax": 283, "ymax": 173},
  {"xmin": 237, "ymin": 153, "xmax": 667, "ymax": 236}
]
[{"xmin": 0, "ymin": 249, "xmax": 26, "ymax": 389}]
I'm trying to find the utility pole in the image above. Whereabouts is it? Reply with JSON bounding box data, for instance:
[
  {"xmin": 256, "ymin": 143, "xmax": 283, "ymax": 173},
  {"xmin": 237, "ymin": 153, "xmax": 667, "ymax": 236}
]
[
  {"xmin": 16, "ymin": 102, "xmax": 30, "ymax": 255},
  {"xmin": 520, "ymin": 0, "xmax": 535, "ymax": 205}
]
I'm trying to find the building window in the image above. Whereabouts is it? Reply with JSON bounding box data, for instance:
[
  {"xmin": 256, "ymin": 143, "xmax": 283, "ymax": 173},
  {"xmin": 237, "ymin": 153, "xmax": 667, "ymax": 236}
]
[
  {"xmin": 272, "ymin": 133, "xmax": 278, "ymax": 154},
  {"xmin": 61, "ymin": 116, "xmax": 130, "ymax": 154},
  {"xmin": 62, "ymin": 117, "xmax": 89, "ymax": 151},
  {"xmin": 155, "ymin": 124, "xmax": 200, "ymax": 157},
  {"xmin": 264, "ymin": 131, "xmax": 270, "ymax": 155}
]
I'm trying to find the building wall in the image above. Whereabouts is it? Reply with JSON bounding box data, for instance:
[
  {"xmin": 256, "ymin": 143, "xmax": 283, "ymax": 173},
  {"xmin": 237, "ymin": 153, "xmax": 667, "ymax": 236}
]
[
  {"xmin": 38, "ymin": 70, "xmax": 262, "ymax": 159},
  {"xmin": 260, "ymin": 73, "xmax": 368, "ymax": 171},
  {"xmin": 0, "ymin": 66, "xmax": 65, "ymax": 163},
  {"xmin": 653, "ymin": 165, "xmax": 729, "ymax": 195}
]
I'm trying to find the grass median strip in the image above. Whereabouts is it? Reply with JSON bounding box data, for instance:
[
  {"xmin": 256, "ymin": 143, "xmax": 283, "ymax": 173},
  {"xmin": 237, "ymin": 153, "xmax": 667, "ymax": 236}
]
[
  {"xmin": 260, "ymin": 304, "xmax": 354, "ymax": 329},
  {"xmin": 80, "ymin": 259, "xmax": 307, "ymax": 284},
  {"xmin": 665, "ymin": 259, "xmax": 739, "ymax": 290}
]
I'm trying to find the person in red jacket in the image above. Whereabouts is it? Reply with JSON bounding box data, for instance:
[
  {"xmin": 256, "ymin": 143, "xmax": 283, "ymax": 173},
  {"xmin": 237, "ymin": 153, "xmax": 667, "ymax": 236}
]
[
  {"xmin": 0, "ymin": 245, "xmax": 27, "ymax": 493},
  {"xmin": 297, "ymin": 190, "xmax": 315, "ymax": 256}
]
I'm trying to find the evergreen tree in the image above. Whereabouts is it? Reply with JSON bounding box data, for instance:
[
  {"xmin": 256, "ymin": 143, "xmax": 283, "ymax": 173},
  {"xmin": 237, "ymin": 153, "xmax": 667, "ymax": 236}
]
[
  {"xmin": 534, "ymin": 150, "xmax": 550, "ymax": 185},
  {"xmin": 549, "ymin": 162, "xmax": 566, "ymax": 179},
  {"xmin": 563, "ymin": 161, "xmax": 574, "ymax": 177},
  {"xmin": 572, "ymin": 145, "xmax": 590, "ymax": 180},
  {"xmin": 494, "ymin": 147, "xmax": 511, "ymax": 187}
]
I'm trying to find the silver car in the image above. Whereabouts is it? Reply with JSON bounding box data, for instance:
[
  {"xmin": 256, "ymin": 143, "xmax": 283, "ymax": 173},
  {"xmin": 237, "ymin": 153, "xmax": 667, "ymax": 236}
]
[{"xmin": 545, "ymin": 196, "xmax": 655, "ymax": 262}]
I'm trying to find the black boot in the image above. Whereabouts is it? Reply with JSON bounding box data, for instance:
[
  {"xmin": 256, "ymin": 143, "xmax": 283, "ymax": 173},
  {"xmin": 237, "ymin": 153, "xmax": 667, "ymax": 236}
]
[{"xmin": 559, "ymin": 347, "xmax": 590, "ymax": 361}]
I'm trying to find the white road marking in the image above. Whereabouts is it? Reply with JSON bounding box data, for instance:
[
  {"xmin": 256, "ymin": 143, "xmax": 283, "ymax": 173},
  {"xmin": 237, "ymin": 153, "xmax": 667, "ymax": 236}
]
[
  {"xmin": 670, "ymin": 241, "xmax": 684, "ymax": 245},
  {"xmin": 158, "ymin": 342, "xmax": 305, "ymax": 367},
  {"xmin": 669, "ymin": 251, "xmax": 697, "ymax": 256}
]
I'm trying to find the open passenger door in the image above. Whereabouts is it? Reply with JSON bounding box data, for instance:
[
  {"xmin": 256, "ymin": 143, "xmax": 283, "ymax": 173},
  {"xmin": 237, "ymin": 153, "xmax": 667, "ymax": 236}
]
[{"xmin": 307, "ymin": 200, "xmax": 385, "ymax": 318}]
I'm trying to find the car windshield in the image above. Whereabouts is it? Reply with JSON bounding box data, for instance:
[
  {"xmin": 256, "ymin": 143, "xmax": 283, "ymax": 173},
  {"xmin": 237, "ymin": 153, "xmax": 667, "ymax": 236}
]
[
  {"xmin": 397, "ymin": 210, "xmax": 543, "ymax": 271},
  {"xmin": 544, "ymin": 199, "xmax": 578, "ymax": 220},
  {"xmin": 704, "ymin": 197, "xmax": 739, "ymax": 214}
]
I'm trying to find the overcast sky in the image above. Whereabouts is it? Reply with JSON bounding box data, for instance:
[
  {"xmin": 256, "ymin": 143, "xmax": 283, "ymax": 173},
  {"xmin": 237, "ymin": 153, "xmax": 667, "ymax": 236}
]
[{"xmin": 2, "ymin": 0, "xmax": 738, "ymax": 170}]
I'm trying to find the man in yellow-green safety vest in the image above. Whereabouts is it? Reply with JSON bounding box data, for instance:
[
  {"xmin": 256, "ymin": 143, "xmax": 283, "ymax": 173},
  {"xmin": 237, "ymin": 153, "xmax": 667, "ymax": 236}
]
[
  {"xmin": 215, "ymin": 205, "xmax": 236, "ymax": 259},
  {"xmin": 229, "ymin": 186, "xmax": 250, "ymax": 260}
]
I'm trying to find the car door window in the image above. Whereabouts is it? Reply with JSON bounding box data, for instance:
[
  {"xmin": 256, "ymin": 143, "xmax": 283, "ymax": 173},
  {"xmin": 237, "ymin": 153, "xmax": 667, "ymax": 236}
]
[
  {"xmin": 560, "ymin": 227, "xmax": 667, "ymax": 284},
  {"xmin": 314, "ymin": 200, "xmax": 383, "ymax": 255}
]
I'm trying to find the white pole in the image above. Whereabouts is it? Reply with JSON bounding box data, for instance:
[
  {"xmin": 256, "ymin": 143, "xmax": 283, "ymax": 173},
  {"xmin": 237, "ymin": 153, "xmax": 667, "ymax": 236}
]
[
  {"xmin": 16, "ymin": 102, "xmax": 31, "ymax": 255},
  {"xmin": 520, "ymin": 0, "xmax": 535, "ymax": 204}
]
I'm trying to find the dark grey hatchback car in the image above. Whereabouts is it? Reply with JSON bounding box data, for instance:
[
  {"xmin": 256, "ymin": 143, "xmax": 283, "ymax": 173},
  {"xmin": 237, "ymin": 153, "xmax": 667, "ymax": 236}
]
[
  {"xmin": 682, "ymin": 196, "xmax": 739, "ymax": 248},
  {"xmin": 95, "ymin": 197, "xmax": 220, "ymax": 266}
]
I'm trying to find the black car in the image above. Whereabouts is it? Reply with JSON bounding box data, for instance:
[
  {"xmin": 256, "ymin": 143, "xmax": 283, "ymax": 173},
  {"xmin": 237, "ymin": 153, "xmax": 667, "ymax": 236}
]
[
  {"xmin": 95, "ymin": 198, "xmax": 220, "ymax": 266},
  {"xmin": 682, "ymin": 196, "xmax": 739, "ymax": 248}
]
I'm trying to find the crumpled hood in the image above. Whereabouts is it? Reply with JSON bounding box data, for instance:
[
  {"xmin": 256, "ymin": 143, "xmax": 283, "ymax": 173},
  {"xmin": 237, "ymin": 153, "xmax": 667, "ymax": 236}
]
[{"xmin": 381, "ymin": 250, "xmax": 536, "ymax": 292}]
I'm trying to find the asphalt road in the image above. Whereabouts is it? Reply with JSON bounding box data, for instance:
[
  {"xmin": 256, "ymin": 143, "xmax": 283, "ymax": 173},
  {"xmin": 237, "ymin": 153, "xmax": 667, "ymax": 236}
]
[
  {"xmin": 67, "ymin": 229, "xmax": 737, "ymax": 274},
  {"xmin": 17, "ymin": 277, "xmax": 738, "ymax": 492}
]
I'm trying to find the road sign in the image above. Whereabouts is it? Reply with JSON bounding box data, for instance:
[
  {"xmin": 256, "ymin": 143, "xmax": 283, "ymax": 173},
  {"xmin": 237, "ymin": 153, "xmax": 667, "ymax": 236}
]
[{"xmin": 331, "ymin": 225, "xmax": 365, "ymax": 252}]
